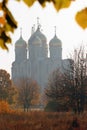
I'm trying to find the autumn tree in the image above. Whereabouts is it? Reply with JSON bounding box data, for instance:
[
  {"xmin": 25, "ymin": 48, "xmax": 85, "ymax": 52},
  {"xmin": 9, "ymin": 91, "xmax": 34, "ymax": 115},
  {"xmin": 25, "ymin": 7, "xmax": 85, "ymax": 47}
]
[
  {"xmin": 17, "ymin": 77, "xmax": 40, "ymax": 112},
  {"xmin": 63, "ymin": 46, "xmax": 87, "ymax": 114},
  {"xmin": 45, "ymin": 69, "xmax": 68, "ymax": 111},
  {"xmin": 45, "ymin": 45, "xmax": 87, "ymax": 113},
  {"xmin": 46, "ymin": 69, "xmax": 64, "ymax": 101},
  {"xmin": 0, "ymin": 69, "xmax": 16, "ymax": 104},
  {"xmin": 0, "ymin": 0, "xmax": 87, "ymax": 50}
]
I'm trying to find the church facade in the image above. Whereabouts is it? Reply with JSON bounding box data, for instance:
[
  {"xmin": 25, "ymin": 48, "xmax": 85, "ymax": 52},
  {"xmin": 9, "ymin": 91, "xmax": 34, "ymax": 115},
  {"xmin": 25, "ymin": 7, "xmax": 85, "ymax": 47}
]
[{"xmin": 11, "ymin": 20, "xmax": 70, "ymax": 93}]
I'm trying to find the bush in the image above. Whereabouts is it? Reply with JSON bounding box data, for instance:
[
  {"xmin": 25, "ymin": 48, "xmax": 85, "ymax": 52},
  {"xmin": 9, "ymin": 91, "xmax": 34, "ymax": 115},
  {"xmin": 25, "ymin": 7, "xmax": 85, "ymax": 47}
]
[
  {"xmin": 0, "ymin": 100, "xmax": 12, "ymax": 114},
  {"xmin": 45, "ymin": 101, "xmax": 69, "ymax": 112},
  {"xmin": 44, "ymin": 101, "xmax": 58, "ymax": 112}
]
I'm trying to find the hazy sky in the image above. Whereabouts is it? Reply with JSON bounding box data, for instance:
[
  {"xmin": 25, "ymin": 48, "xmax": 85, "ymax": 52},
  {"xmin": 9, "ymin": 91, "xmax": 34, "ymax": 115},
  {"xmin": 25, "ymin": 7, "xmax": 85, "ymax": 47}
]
[{"xmin": 0, "ymin": 0, "xmax": 87, "ymax": 76}]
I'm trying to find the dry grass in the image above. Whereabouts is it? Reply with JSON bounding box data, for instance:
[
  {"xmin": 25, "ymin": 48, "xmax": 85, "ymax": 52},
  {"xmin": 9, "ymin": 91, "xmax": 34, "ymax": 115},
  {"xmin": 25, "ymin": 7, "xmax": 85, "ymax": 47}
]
[{"xmin": 0, "ymin": 110, "xmax": 87, "ymax": 130}]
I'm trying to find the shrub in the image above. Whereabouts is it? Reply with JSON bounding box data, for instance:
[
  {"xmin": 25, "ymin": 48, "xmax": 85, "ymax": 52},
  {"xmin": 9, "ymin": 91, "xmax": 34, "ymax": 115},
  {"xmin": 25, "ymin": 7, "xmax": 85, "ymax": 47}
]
[
  {"xmin": 45, "ymin": 101, "xmax": 69, "ymax": 112},
  {"xmin": 0, "ymin": 100, "xmax": 12, "ymax": 114},
  {"xmin": 44, "ymin": 101, "xmax": 58, "ymax": 112}
]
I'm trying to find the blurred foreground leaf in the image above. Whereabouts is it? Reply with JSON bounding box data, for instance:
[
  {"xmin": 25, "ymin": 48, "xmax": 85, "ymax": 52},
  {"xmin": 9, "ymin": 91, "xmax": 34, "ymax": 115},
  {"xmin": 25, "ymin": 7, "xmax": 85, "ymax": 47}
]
[
  {"xmin": 52, "ymin": 0, "xmax": 72, "ymax": 11},
  {"xmin": 21, "ymin": 0, "xmax": 72, "ymax": 10},
  {"xmin": 75, "ymin": 8, "xmax": 87, "ymax": 29},
  {"xmin": 23, "ymin": 0, "xmax": 36, "ymax": 6},
  {"xmin": 0, "ymin": 0, "xmax": 17, "ymax": 50}
]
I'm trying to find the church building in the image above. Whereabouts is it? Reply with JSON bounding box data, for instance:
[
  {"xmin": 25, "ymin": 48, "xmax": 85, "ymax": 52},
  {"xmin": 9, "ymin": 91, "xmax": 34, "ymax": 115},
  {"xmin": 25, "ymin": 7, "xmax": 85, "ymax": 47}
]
[{"xmin": 11, "ymin": 18, "xmax": 70, "ymax": 93}]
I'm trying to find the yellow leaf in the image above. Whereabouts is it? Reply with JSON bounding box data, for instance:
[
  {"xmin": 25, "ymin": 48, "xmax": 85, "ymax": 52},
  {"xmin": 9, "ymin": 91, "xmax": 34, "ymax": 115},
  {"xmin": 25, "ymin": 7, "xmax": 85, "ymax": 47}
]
[
  {"xmin": 6, "ymin": 37, "xmax": 11, "ymax": 44},
  {"xmin": 0, "ymin": 6, "xmax": 2, "ymax": 10},
  {"xmin": 37, "ymin": 0, "xmax": 46, "ymax": 7},
  {"xmin": 4, "ymin": 0, "xmax": 9, "ymax": 3},
  {"xmin": 53, "ymin": 0, "xmax": 72, "ymax": 11},
  {"xmin": 23, "ymin": 0, "xmax": 36, "ymax": 7},
  {"xmin": 5, "ymin": 23, "xmax": 14, "ymax": 32},
  {"xmin": 75, "ymin": 8, "xmax": 87, "ymax": 29},
  {"xmin": 4, "ymin": 6, "xmax": 17, "ymax": 28},
  {"xmin": 0, "ymin": 39, "xmax": 8, "ymax": 50},
  {"xmin": 0, "ymin": 16, "xmax": 6, "ymax": 25}
]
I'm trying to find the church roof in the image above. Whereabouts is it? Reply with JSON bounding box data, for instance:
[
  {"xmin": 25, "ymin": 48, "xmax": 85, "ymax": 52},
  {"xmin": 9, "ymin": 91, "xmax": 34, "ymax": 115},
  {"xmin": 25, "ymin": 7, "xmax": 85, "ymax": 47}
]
[
  {"xmin": 31, "ymin": 35, "xmax": 42, "ymax": 45},
  {"xmin": 28, "ymin": 24, "xmax": 47, "ymax": 46},
  {"xmin": 49, "ymin": 34, "xmax": 62, "ymax": 47},
  {"xmin": 15, "ymin": 28, "xmax": 27, "ymax": 48},
  {"xmin": 15, "ymin": 36, "xmax": 27, "ymax": 47}
]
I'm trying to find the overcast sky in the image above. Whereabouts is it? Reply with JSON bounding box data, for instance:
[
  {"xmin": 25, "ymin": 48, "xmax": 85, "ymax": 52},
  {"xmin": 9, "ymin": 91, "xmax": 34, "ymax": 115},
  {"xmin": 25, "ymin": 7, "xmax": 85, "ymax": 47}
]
[{"xmin": 0, "ymin": 0, "xmax": 87, "ymax": 76}]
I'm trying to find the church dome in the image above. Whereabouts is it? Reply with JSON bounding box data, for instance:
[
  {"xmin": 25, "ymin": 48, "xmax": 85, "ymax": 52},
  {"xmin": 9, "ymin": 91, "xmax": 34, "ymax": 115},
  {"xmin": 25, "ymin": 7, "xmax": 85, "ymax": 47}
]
[
  {"xmin": 29, "ymin": 26, "xmax": 47, "ymax": 46},
  {"xmin": 31, "ymin": 35, "xmax": 42, "ymax": 45},
  {"xmin": 15, "ymin": 36, "xmax": 27, "ymax": 48},
  {"xmin": 49, "ymin": 34, "xmax": 62, "ymax": 47}
]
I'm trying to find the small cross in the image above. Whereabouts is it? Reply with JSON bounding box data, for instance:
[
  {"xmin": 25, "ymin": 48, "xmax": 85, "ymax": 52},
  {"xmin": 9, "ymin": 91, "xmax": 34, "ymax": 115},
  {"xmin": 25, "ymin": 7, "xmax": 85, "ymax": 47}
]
[
  {"xmin": 54, "ymin": 26, "xmax": 56, "ymax": 36},
  {"xmin": 20, "ymin": 27, "xmax": 22, "ymax": 38},
  {"xmin": 37, "ymin": 17, "xmax": 39, "ymax": 26}
]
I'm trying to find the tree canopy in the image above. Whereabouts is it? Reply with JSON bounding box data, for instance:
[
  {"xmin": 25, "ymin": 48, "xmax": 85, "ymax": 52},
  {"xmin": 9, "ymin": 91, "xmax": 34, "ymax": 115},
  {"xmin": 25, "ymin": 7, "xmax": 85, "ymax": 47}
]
[
  {"xmin": 17, "ymin": 77, "xmax": 40, "ymax": 111},
  {"xmin": 0, "ymin": 0, "xmax": 87, "ymax": 50},
  {"xmin": 0, "ymin": 69, "xmax": 17, "ymax": 104}
]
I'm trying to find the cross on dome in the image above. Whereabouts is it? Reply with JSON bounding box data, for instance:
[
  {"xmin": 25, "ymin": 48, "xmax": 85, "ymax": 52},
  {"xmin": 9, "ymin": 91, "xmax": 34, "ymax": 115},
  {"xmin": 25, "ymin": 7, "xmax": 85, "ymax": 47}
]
[
  {"xmin": 54, "ymin": 26, "xmax": 57, "ymax": 36},
  {"xmin": 37, "ymin": 17, "xmax": 41, "ymax": 30},
  {"xmin": 20, "ymin": 27, "xmax": 22, "ymax": 38},
  {"xmin": 31, "ymin": 24, "xmax": 35, "ymax": 35},
  {"xmin": 37, "ymin": 17, "xmax": 39, "ymax": 26}
]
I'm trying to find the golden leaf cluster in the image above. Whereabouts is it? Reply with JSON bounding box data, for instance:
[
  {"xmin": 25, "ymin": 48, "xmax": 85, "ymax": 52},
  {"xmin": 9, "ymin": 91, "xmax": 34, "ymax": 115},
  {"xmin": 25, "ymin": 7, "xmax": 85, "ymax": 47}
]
[
  {"xmin": 0, "ymin": 100, "xmax": 15, "ymax": 114},
  {"xmin": 0, "ymin": 0, "xmax": 17, "ymax": 50},
  {"xmin": 20, "ymin": 0, "xmax": 72, "ymax": 10},
  {"xmin": 0, "ymin": 0, "xmax": 87, "ymax": 50},
  {"xmin": 75, "ymin": 8, "xmax": 87, "ymax": 29},
  {"xmin": 0, "ymin": 100, "xmax": 11, "ymax": 113}
]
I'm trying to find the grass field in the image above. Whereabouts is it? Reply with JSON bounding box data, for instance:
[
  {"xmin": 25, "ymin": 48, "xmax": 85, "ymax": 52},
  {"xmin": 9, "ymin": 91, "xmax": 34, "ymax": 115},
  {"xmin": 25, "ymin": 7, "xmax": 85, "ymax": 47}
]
[{"xmin": 0, "ymin": 110, "xmax": 87, "ymax": 130}]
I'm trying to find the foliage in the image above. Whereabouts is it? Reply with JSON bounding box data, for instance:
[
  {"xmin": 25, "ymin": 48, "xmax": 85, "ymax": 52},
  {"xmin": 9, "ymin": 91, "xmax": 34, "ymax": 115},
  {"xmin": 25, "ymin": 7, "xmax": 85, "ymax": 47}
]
[
  {"xmin": 45, "ymin": 69, "xmax": 67, "ymax": 102},
  {"xmin": 0, "ymin": 69, "xmax": 17, "ymax": 104},
  {"xmin": 45, "ymin": 101, "xmax": 69, "ymax": 112},
  {"xmin": 45, "ymin": 101, "xmax": 58, "ymax": 112},
  {"xmin": 0, "ymin": 100, "xmax": 12, "ymax": 113},
  {"xmin": 0, "ymin": 0, "xmax": 17, "ymax": 50},
  {"xmin": 0, "ymin": 0, "xmax": 86, "ymax": 50},
  {"xmin": 17, "ymin": 78, "xmax": 40, "ymax": 111},
  {"xmin": 7, "ymin": 86, "xmax": 18, "ymax": 104},
  {"xmin": 75, "ymin": 8, "xmax": 87, "ymax": 29}
]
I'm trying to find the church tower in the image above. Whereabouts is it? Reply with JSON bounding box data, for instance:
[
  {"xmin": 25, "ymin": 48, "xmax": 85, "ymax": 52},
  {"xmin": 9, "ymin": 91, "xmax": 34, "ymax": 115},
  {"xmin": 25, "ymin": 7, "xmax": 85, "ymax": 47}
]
[
  {"xmin": 49, "ymin": 27, "xmax": 62, "ymax": 61},
  {"xmin": 15, "ymin": 28, "xmax": 27, "ymax": 63},
  {"xmin": 12, "ymin": 29, "xmax": 27, "ymax": 86},
  {"xmin": 28, "ymin": 18, "xmax": 48, "ymax": 61},
  {"xmin": 28, "ymin": 18, "xmax": 48, "ymax": 84}
]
